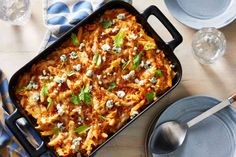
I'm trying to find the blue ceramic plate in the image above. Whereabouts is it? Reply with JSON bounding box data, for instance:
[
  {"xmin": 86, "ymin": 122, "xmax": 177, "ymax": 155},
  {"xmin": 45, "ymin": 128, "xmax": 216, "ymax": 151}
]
[
  {"xmin": 147, "ymin": 96, "xmax": 236, "ymax": 157},
  {"xmin": 164, "ymin": 0, "xmax": 236, "ymax": 29}
]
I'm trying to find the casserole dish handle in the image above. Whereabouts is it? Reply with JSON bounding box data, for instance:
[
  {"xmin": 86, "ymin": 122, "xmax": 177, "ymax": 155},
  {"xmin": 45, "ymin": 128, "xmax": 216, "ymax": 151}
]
[
  {"xmin": 142, "ymin": 5, "xmax": 183, "ymax": 50},
  {"xmin": 5, "ymin": 109, "xmax": 49, "ymax": 157}
]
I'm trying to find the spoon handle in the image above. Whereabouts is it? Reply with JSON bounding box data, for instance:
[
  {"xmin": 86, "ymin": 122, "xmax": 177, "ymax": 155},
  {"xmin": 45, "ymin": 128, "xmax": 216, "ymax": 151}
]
[{"xmin": 187, "ymin": 93, "xmax": 236, "ymax": 128}]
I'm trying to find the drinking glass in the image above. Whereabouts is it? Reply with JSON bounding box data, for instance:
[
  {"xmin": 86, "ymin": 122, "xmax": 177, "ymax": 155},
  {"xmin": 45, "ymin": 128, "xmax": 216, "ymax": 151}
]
[
  {"xmin": 0, "ymin": 0, "xmax": 31, "ymax": 25},
  {"xmin": 192, "ymin": 27, "xmax": 226, "ymax": 64}
]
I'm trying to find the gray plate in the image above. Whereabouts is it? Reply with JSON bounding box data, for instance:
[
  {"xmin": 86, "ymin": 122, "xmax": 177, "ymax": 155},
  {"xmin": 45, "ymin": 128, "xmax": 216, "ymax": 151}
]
[
  {"xmin": 146, "ymin": 96, "xmax": 236, "ymax": 157},
  {"xmin": 164, "ymin": 0, "xmax": 236, "ymax": 29}
]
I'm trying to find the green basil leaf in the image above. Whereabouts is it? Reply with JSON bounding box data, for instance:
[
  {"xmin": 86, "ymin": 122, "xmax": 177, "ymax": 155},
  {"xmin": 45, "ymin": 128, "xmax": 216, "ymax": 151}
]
[
  {"xmin": 102, "ymin": 20, "xmax": 113, "ymax": 29},
  {"xmin": 74, "ymin": 125, "xmax": 90, "ymax": 134},
  {"xmin": 67, "ymin": 71, "xmax": 76, "ymax": 76},
  {"xmin": 40, "ymin": 84, "xmax": 48, "ymax": 97},
  {"xmin": 99, "ymin": 115, "xmax": 106, "ymax": 121},
  {"xmin": 53, "ymin": 128, "xmax": 60, "ymax": 135},
  {"xmin": 16, "ymin": 86, "xmax": 29, "ymax": 94},
  {"xmin": 79, "ymin": 84, "xmax": 92, "ymax": 106},
  {"xmin": 114, "ymin": 29, "xmax": 124, "ymax": 47},
  {"xmin": 154, "ymin": 69, "xmax": 163, "ymax": 76},
  {"xmin": 122, "ymin": 60, "xmax": 130, "ymax": 70},
  {"xmin": 71, "ymin": 33, "xmax": 79, "ymax": 46},
  {"xmin": 107, "ymin": 82, "xmax": 116, "ymax": 91},
  {"xmin": 47, "ymin": 97, "xmax": 53, "ymax": 109},
  {"xmin": 133, "ymin": 52, "xmax": 142, "ymax": 69},
  {"xmin": 71, "ymin": 93, "xmax": 80, "ymax": 105},
  {"xmin": 144, "ymin": 43, "xmax": 156, "ymax": 50},
  {"xmin": 92, "ymin": 52, "xmax": 102, "ymax": 66},
  {"xmin": 145, "ymin": 92, "xmax": 156, "ymax": 102}
]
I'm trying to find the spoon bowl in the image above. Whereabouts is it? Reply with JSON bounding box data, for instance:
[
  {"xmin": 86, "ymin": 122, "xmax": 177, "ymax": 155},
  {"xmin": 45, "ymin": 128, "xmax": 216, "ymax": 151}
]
[{"xmin": 150, "ymin": 121, "xmax": 187, "ymax": 154}]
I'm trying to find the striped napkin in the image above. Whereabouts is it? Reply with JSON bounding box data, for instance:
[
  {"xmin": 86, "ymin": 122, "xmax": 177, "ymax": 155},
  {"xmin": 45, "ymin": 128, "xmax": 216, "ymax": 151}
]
[{"xmin": 0, "ymin": 0, "xmax": 131, "ymax": 156}]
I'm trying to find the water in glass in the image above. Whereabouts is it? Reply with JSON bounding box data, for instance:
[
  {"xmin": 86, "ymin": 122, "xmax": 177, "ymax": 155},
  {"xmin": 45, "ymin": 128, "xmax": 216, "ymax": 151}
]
[
  {"xmin": 0, "ymin": 0, "xmax": 31, "ymax": 25},
  {"xmin": 192, "ymin": 27, "xmax": 226, "ymax": 64}
]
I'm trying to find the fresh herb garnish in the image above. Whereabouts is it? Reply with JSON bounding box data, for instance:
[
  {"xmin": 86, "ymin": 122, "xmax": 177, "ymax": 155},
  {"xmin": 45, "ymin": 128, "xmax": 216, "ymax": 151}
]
[
  {"xmin": 154, "ymin": 69, "xmax": 163, "ymax": 76},
  {"xmin": 67, "ymin": 71, "xmax": 75, "ymax": 76},
  {"xmin": 71, "ymin": 33, "xmax": 79, "ymax": 46},
  {"xmin": 99, "ymin": 115, "xmax": 106, "ymax": 121},
  {"xmin": 133, "ymin": 52, "xmax": 142, "ymax": 69},
  {"xmin": 146, "ymin": 92, "xmax": 156, "ymax": 102},
  {"xmin": 47, "ymin": 97, "xmax": 53, "ymax": 109},
  {"xmin": 144, "ymin": 43, "xmax": 156, "ymax": 50},
  {"xmin": 74, "ymin": 125, "xmax": 90, "ymax": 134},
  {"xmin": 71, "ymin": 93, "xmax": 80, "ymax": 105},
  {"xmin": 40, "ymin": 84, "xmax": 48, "ymax": 97},
  {"xmin": 107, "ymin": 82, "xmax": 116, "ymax": 91},
  {"xmin": 102, "ymin": 20, "xmax": 113, "ymax": 29},
  {"xmin": 79, "ymin": 84, "xmax": 92, "ymax": 106},
  {"xmin": 92, "ymin": 52, "xmax": 102, "ymax": 66},
  {"xmin": 122, "ymin": 60, "xmax": 131, "ymax": 70},
  {"xmin": 53, "ymin": 128, "xmax": 60, "ymax": 135},
  {"xmin": 114, "ymin": 29, "xmax": 124, "ymax": 47},
  {"xmin": 16, "ymin": 86, "xmax": 29, "ymax": 93}
]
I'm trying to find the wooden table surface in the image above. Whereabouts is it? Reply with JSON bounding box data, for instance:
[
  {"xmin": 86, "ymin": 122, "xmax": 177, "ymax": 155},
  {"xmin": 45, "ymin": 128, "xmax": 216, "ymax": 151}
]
[{"xmin": 1, "ymin": 0, "xmax": 236, "ymax": 157}]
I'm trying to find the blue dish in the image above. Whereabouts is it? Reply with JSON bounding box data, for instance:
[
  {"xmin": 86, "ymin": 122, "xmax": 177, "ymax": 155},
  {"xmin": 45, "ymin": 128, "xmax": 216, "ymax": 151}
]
[
  {"xmin": 147, "ymin": 96, "xmax": 236, "ymax": 157},
  {"xmin": 164, "ymin": 0, "xmax": 236, "ymax": 29}
]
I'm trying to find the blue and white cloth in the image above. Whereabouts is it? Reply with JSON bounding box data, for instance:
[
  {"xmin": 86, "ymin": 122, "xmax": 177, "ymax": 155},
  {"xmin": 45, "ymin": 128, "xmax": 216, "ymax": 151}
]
[
  {"xmin": 0, "ymin": 0, "xmax": 131, "ymax": 156},
  {"xmin": 41, "ymin": 0, "xmax": 105, "ymax": 49}
]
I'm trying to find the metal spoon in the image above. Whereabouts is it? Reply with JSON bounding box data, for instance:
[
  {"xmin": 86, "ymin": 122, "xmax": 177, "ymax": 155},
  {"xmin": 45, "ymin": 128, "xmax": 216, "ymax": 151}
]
[{"xmin": 150, "ymin": 93, "xmax": 236, "ymax": 154}]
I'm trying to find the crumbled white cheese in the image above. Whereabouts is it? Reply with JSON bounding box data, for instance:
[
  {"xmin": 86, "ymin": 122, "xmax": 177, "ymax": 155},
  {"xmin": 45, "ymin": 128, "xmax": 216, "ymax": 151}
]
[
  {"xmin": 102, "ymin": 56, "xmax": 106, "ymax": 61},
  {"xmin": 97, "ymin": 75, "xmax": 101, "ymax": 80},
  {"xmin": 27, "ymin": 81, "xmax": 38, "ymax": 89},
  {"xmin": 70, "ymin": 51, "xmax": 78, "ymax": 59},
  {"xmin": 42, "ymin": 70, "xmax": 47, "ymax": 76},
  {"xmin": 117, "ymin": 91, "xmax": 126, "ymax": 98},
  {"xmin": 112, "ymin": 46, "xmax": 121, "ymax": 53},
  {"xmin": 156, "ymin": 49, "xmax": 161, "ymax": 53},
  {"xmin": 113, "ymin": 72, "xmax": 117, "ymax": 75},
  {"xmin": 79, "ymin": 43, "xmax": 85, "ymax": 50},
  {"xmin": 101, "ymin": 44, "xmax": 111, "ymax": 52},
  {"xmin": 140, "ymin": 60, "xmax": 145, "ymax": 68},
  {"xmin": 129, "ymin": 33, "xmax": 138, "ymax": 40},
  {"xmin": 134, "ymin": 47, "xmax": 138, "ymax": 52},
  {"xmin": 106, "ymin": 100, "xmax": 114, "ymax": 108},
  {"xmin": 56, "ymin": 104, "xmax": 64, "ymax": 116},
  {"xmin": 57, "ymin": 122, "xmax": 64, "ymax": 130},
  {"xmin": 71, "ymin": 137, "xmax": 82, "ymax": 150},
  {"xmin": 134, "ymin": 78, "xmax": 145, "ymax": 86},
  {"xmin": 98, "ymin": 81, "xmax": 102, "ymax": 85},
  {"xmin": 86, "ymin": 70, "xmax": 93, "ymax": 77},
  {"xmin": 149, "ymin": 77, "xmax": 157, "ymax": 84},
  {"xmin": 54, "ymin": 90, "xmax": 59, "ymax": 94},
  {"xmin": 39, "ymin": 75, "xmax": 49, "ymax": 80},
  {"xmin": 72, "ymin": 64, "xmax": 81, "ymax": 72},
  {"xmin": 60, "ymin": 54, "xmax": 67, "ymax": 62},
  {"xmin": 98, "ymin": 123, "xmax": 102, "ymax": 126},
  {"xmin": 122, "ymin": 70, "xmax": 135, "ymax": 80},
  {"xmin": 107, "ymin": 72, "xmax": 112, "ymax": 76},
  {"xmin": 117, "ymin": 13, "xmax": 126, "ymax": 20},
  {"xmin": 112, "ymin": 19, "xmax": 116, "ymax": 24},
  {"xmin": 170, "ymin": 64, "xmax": 175, "ymax": 68},
  {"xmin": 31, "ymin": 93, "xmax": 40, "ymax": 101},
  {"xmin": 112, "ymin": 26, "xmax": 119, "ymax": 33},
  {"xmin": 54, "ymin": 76, "xmax": 66, "ymax": 84},
  {"xmin": 101, "ymin": 32, "xmax": 105, "ymax": 36},
  {"xmin": 121, "ymin": 59, "xmax": 126, "ymax": 63},
  {"xmin": 130, "ymin": 111, "xmax": 139, "ymax": 119}
]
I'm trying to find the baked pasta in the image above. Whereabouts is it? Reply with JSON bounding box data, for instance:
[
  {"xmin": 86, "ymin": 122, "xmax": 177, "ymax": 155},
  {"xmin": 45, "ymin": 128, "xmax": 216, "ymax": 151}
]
[{"xmin": 15, "ymin": 9, "xmax": 175, "ymax": 156}]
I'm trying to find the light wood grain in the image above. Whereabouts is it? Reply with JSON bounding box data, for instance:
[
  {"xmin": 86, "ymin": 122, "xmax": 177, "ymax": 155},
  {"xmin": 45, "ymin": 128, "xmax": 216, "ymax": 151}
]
[{"xmin": 1, "ymin": 0, "xmax": 236, "ymax": 157}]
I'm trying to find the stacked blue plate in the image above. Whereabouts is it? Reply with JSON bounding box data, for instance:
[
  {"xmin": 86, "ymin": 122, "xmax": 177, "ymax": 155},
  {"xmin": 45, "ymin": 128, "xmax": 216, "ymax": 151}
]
[
  {"xmin": 164, "ymin": 0, "xmax": 236, "ymax": 29},
  {"xmin": 146, "ymin": 96, "xmax": 236, "ymax": 157}
]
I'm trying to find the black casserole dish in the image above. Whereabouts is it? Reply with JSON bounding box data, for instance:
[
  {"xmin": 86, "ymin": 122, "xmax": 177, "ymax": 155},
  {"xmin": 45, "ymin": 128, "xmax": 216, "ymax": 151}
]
[{"xmin": 6, "ymin": 1, "xmax": 182, "ymax": 157}]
